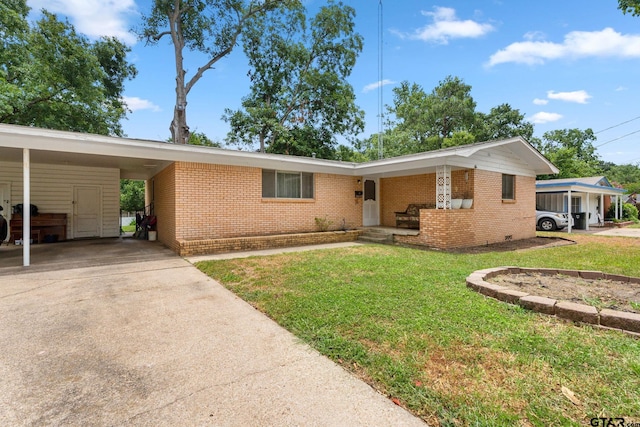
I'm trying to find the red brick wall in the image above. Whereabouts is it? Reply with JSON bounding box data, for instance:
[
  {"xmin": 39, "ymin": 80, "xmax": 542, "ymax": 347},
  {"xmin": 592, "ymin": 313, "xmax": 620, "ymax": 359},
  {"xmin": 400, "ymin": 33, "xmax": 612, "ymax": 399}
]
[
  {"xmin": 152, "ymin": 164, "xmax": 177, "ymax": 251},
  {"xmin": 162, "ymin": 162, "xmax": 362, "ymax": 241},
  {"xmin": 380, "ymin": 174, "xmax": 436, "ymax": 226},
  {"xmin": 472, "ymin": 170, "xmax": 536, "ymax": 246},
  {"xmin": 395, "ymin": 169, "xmax": 536, "ymax": 249},
  {"xmin": 152, "ymin": 161, "xmax": 536, "ymax": 253}
]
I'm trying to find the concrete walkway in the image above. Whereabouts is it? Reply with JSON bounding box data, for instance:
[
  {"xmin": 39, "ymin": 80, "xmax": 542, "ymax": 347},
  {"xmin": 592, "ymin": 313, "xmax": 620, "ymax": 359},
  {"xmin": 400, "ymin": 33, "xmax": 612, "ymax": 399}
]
[
  {"xmin": 0, "ymin": 241, "xmax": 425, "ymax": 426},
  {"xmin": 594, "ymin": 227, "xmax": 640, "ymax": 237}
]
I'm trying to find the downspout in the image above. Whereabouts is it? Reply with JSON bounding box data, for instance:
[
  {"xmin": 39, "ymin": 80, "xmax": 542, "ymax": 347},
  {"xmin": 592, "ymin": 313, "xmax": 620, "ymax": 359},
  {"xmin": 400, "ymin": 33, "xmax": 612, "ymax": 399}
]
[{"xmin": 23, "ymin": 148, "xmax": 30, "ymax": 267}]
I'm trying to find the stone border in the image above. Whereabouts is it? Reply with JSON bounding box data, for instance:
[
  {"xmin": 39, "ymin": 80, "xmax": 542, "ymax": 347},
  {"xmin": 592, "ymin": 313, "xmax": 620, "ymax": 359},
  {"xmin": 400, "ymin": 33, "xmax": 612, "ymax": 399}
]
[{"xmin": 466, "ymin": 267, "xmax": 640, "ymax": 337}]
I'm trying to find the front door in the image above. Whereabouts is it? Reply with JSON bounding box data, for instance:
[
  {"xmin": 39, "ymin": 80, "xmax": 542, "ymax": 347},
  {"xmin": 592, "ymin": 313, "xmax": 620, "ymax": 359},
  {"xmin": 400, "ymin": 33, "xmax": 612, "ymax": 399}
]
[
  {"xmin": 362, "ymin": 178, "xmax": 379, "ymax": 226},
  {"xmin": 0, "ymin": 183, "xmax": 9, "ymax": 242},
  {"xmin": 74, "ymin": 186, "xmax": 101, "ymax": 238}
]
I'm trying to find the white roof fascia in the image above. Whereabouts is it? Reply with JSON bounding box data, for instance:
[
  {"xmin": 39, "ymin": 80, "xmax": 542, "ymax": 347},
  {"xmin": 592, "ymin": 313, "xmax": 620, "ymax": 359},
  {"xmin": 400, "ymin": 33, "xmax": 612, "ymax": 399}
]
[
  {"xmin": 0, "ymin": 124, "xmax": 357, "ymax": 175},
  {"xmin": 0, "ymin": 124, "xmax": 558, "ymax": 178}
]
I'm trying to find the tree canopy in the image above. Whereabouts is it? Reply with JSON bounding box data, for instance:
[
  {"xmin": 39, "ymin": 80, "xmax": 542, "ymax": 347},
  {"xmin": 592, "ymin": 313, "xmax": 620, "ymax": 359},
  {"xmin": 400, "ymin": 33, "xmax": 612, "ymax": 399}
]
[
  {"xmin": 386, "ymin": 76, "xmax": 477, "ymax": 153},
  {"xmin": 356, "ymin": 76, "xmax": 533, "ymax": 160},
  {"xmin": 0, "ymin": 0, "xmax": 136, "ymax": 135},
  {"xmin": 137, "ymin": 0, "xmax": 299, "ymax": 145},
  {"xmin": 120, "ymin": 179, "xmax": 145, "ymax": 212},
  {"xmin": 531, "ymin": 129, "xmax": 601, "ymax": 179},
  {"xmin": 618, "ymin": 0, "xmax": 640, "ymax": 15},
  {"xmin": 223, "ymin": 1, "xmax": 364, "ymax": 158}
]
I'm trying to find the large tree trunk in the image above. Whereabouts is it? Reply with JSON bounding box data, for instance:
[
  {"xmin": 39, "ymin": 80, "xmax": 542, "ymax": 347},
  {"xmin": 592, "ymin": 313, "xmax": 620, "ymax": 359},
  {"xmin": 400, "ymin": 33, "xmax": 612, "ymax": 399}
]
[
  {"xmin": 169, "ymin": 3, "xmax": 189, "ymax": 144},
  {"xmin": 170, "ymin": 94, "xmax": 189, "ymax": 144}
]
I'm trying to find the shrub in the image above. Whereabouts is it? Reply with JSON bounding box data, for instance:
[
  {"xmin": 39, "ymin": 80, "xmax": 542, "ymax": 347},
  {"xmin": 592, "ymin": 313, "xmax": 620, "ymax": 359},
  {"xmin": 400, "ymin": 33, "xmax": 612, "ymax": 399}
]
[
  {"xmin": 607, "ymin": 202, "xmax": 639, "ymax": 222},
  {"xmin": 314, "ymin": 216, "xmax": 333, "ymax": 232}
]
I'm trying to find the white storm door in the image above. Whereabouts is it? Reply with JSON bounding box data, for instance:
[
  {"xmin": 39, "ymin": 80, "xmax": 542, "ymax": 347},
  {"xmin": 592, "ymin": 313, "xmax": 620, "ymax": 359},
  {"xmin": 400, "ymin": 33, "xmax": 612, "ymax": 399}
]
[
  {"xmin": 74, "ymin": 186, "xmax": 101, "ymax": 238},
  {"xmin": 0, "ymin": 183, "xmax": 9, "ymax": 242},
  {"xmin": 362, "ymin": 178, "xmax": 379, "ymax": 226}
]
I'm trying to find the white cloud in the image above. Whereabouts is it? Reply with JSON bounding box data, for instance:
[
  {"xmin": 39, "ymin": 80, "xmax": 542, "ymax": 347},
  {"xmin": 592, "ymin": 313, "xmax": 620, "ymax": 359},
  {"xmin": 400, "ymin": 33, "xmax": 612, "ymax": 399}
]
[
  {"xmin": 28, "ymin": 0, "xmax": 138, "ymax": 45},
  {"xmin": 362, "ymin": 79, "xmax": 396, "ymax": 93},
  {"xmin": 523, "ymin": 31, "xmax": 546, "ymax": 41},
  {"xmin": 533, "ymin": 98, "xmax": 549, "ymax": 105},
  {"xmin": 615, "ymin": 86, "xmax": 628, "ymax": 91},
  {"xmin": 529, "ymin": 112, "xmax": 563, "ymax": 124},
  {"xmin": 488, "ymin": 27, "xmax": 640, "ymax": 66},
  {"xmin": 547, "ymin": 90, "xmax": 592, "ymax": 104},
  {"xmin": 392, "ymin": 6, "xmax": 495, "ymax": 44},
  {"xmin": 122, "ymin": 96, "xmax": 161, "ymax": 112}
]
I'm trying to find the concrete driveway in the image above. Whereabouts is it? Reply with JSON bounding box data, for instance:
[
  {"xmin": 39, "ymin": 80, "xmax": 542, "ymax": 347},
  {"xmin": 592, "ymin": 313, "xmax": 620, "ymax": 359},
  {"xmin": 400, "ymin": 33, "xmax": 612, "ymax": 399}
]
[{"xmin": 0, "ymin": 239, "xmax": 425, "ymax": 426}]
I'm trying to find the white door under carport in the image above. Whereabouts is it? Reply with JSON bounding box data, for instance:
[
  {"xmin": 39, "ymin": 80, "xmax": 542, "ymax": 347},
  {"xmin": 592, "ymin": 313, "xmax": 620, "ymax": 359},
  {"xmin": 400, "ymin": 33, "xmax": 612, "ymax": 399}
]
[{"xmin": 73, "ymin": 185, "xmax": 101, "ymax": 238}]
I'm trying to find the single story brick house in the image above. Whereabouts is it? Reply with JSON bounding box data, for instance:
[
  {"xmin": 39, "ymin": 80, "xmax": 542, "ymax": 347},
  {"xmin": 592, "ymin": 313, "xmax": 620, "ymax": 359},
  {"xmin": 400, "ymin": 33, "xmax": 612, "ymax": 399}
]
[
  {"xmin": 0, "ymin": 124, "xmax": 557, "ymax": 265},
  {"xmin": 536, "ymin": 176, "xmax": 626, "ymax": 232}
]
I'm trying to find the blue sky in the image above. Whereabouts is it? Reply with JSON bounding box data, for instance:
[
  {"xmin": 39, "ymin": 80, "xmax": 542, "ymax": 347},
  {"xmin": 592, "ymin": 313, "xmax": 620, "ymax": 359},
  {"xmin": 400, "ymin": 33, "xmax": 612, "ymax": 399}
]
[{"xmin": 26, "ymin": 0, "xmax": 640, "ymax": 164}]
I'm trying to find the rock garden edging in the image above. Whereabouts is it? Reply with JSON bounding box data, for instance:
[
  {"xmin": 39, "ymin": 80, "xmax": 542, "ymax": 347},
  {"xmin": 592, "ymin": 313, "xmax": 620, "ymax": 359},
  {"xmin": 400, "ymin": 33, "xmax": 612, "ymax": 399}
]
[{"xmin": 466, "ymin": 267, "xmax": 640, "ymax": 337}]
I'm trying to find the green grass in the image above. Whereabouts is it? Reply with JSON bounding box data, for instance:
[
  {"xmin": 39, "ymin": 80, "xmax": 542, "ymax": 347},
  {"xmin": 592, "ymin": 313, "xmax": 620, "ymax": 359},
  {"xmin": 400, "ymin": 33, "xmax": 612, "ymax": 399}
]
[
  {"xmin": 196, "ymin": 234, "xmax": 640, "ymax": 426},
  {"xmin": 121, "ymin": 225, "xmax": 135, "ymax": 232}
]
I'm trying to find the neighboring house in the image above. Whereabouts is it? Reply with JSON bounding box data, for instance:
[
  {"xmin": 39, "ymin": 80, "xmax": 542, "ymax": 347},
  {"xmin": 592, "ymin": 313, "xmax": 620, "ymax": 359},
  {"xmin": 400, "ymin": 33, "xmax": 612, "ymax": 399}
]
[
  {"xmin": 536, "ymin": 176, "xmax": 626, "ymax": 231},
  {"xmin": 0, "ymin": 124, "xmax": 557, "ymax": 265}
]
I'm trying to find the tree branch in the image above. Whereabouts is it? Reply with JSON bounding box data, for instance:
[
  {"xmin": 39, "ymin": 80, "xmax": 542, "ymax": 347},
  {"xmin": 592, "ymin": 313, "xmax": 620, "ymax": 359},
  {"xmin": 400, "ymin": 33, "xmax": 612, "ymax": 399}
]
[
  {"xmin": 185, "ymin": 0, "xmax": 284, "ymax": 94},
  {"xmin": 150, "ymin": 30, "xmax": 171, "ymax": 42}
]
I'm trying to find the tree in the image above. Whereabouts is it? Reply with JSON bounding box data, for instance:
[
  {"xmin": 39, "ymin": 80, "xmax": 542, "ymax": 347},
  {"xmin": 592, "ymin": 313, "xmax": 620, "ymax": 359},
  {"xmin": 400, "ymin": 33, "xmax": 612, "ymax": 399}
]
[
  {"xmin": 386, "ymin": 81, "xmax": 431, "ymax": 151},
  {"xmin": 223, "ymin": 1, "xmax": 364, "ymax": 157},
  {"xmin": 619, "ymin": 0, "xmax": 640, "ymax": 15},
  {"xmin": 355, "ymin": 129, "xmax": 420, "ymax": 160},
  {"xmin": 425, "ymin": 75, "xmax": 476, "ymax": 145},
  {"xmin": 387, "ymin": 76, "xmax": 477, "ymax": 152},
  {"xmin": 599, "ymin": 161, "xmax": 640, "ymax": 193},
  {"xmin": 0, "ymin": 1, "xmax": 136, "ymax": 135},
  {"xmin": 137, "ymin": 0, "xmax": 298, "ymax": 145},
  {"xmin": 120, "ymin": 179, "xmax": 145, "ymax": 212},
  {"xmin": 532, "ymin": 128, "xmax": 600, "ymax": 179},
  {"xmin": 188, "ymin": 131, "xmax": 221, "ymax": 147},
  {"xmin": 472, "ymin": 103, "xmax": 534, "ymax": 142}
]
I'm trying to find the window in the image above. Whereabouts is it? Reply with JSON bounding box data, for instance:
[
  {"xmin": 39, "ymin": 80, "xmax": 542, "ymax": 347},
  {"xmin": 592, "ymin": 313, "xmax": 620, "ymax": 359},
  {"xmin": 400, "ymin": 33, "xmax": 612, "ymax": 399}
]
[
  {"xmin": 570, "ymin": 196, "xmax": 581, "ymax": 213},
  {"xmin": 502, "ymin": 174, "xmax": 515, "ymax": 200},
  {"xmin": 262, "ymin": 169, "xmax": 314, "ymax": 199}
]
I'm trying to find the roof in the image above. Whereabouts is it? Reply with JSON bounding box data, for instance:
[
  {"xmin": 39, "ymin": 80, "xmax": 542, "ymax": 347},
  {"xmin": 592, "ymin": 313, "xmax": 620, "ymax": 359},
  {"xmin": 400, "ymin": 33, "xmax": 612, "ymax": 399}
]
[
  {"xmin": 0, "ymin": 124, "xmax": 558, "ymax": 180},
  {"xmin": 536, "ymin": 176, "xmax": 625, "ymax": 195}
]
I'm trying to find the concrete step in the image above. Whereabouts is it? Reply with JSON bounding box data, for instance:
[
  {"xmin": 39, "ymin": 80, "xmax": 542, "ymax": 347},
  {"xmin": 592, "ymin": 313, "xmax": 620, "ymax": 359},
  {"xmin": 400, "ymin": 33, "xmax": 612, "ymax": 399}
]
[{"xmin": 358, "ymin": 230, "xmax": 393, "ymax": 244}]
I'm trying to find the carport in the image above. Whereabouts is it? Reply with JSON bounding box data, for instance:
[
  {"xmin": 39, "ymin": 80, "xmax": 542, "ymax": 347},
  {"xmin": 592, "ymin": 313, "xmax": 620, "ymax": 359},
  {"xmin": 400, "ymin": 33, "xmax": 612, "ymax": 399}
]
[
  {"xmin": 0, "ymin": 124, "xmax": 175, "ymax": 267},
  {"xmin": 536, "ymin": 176, "xmax": 626, "ymax": 232}
]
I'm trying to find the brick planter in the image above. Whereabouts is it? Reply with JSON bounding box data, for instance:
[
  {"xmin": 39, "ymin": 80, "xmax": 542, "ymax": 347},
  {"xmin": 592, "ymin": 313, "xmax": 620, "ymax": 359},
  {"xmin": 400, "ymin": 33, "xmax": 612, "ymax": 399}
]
[
  {"xmin": 466, "ymin": 267, "xmax": 640, "ymax": 336},
  {"xmin": 178, "ymin": 230, "xmax": 362, "ymax": 256}
]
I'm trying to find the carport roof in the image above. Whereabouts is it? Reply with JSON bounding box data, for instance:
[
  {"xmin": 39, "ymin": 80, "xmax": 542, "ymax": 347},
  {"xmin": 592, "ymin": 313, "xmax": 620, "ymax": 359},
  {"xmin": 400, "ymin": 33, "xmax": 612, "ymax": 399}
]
[
  {"xmin": 0, "ymin": 124, "xmax": 558, "ymax": 179},
  {"xmin": 536, "ymin": 176, "xmax": 625, "ymax": 195}
]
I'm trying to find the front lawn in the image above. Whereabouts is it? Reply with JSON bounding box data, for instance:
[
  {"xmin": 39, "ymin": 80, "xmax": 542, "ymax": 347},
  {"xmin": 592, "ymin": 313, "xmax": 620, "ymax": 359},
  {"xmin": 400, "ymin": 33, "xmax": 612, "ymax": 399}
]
[{"xmin": 196, "ymin": 234, "xmax": 640, "ymax": 426}]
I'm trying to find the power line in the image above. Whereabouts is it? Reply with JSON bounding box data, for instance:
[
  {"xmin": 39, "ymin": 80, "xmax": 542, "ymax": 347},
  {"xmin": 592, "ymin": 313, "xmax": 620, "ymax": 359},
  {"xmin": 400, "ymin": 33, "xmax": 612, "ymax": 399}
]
[
  {"xmin": 595, "ymin": 115, "xmax": 640, "ymax": 134},
  {"xmin": 595, "ymin": 128, "xmax": 640, "ymax": 148},
  {"xmin": 377, "ymin": 0, "xmax": 383, "ymax": 160}
]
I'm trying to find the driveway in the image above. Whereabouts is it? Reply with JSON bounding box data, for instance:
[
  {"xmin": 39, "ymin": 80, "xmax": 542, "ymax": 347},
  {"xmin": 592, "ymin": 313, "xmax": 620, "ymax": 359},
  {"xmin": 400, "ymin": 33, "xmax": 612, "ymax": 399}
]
[{"xmin": 0, "ymin": 240, "xmax": 425, "ymax": 426}]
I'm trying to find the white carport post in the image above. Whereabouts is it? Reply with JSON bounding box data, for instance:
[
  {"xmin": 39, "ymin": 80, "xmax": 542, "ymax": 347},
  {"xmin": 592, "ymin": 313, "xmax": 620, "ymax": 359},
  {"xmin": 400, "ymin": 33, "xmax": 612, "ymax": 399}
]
[
  {"xmin": 23, "ymin": 148, "xmax": 30, "ymax": 267},
  {"xmin": 585, "ymin": 192, "xmax": 590, "ymax": 231},
  {"xmin": 567, "ymin": 189, "xmax": 572, "ymax": 233},
  {"xmin": 599, "ymin": 192, "xmax": 604, "ymax": 225}
]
